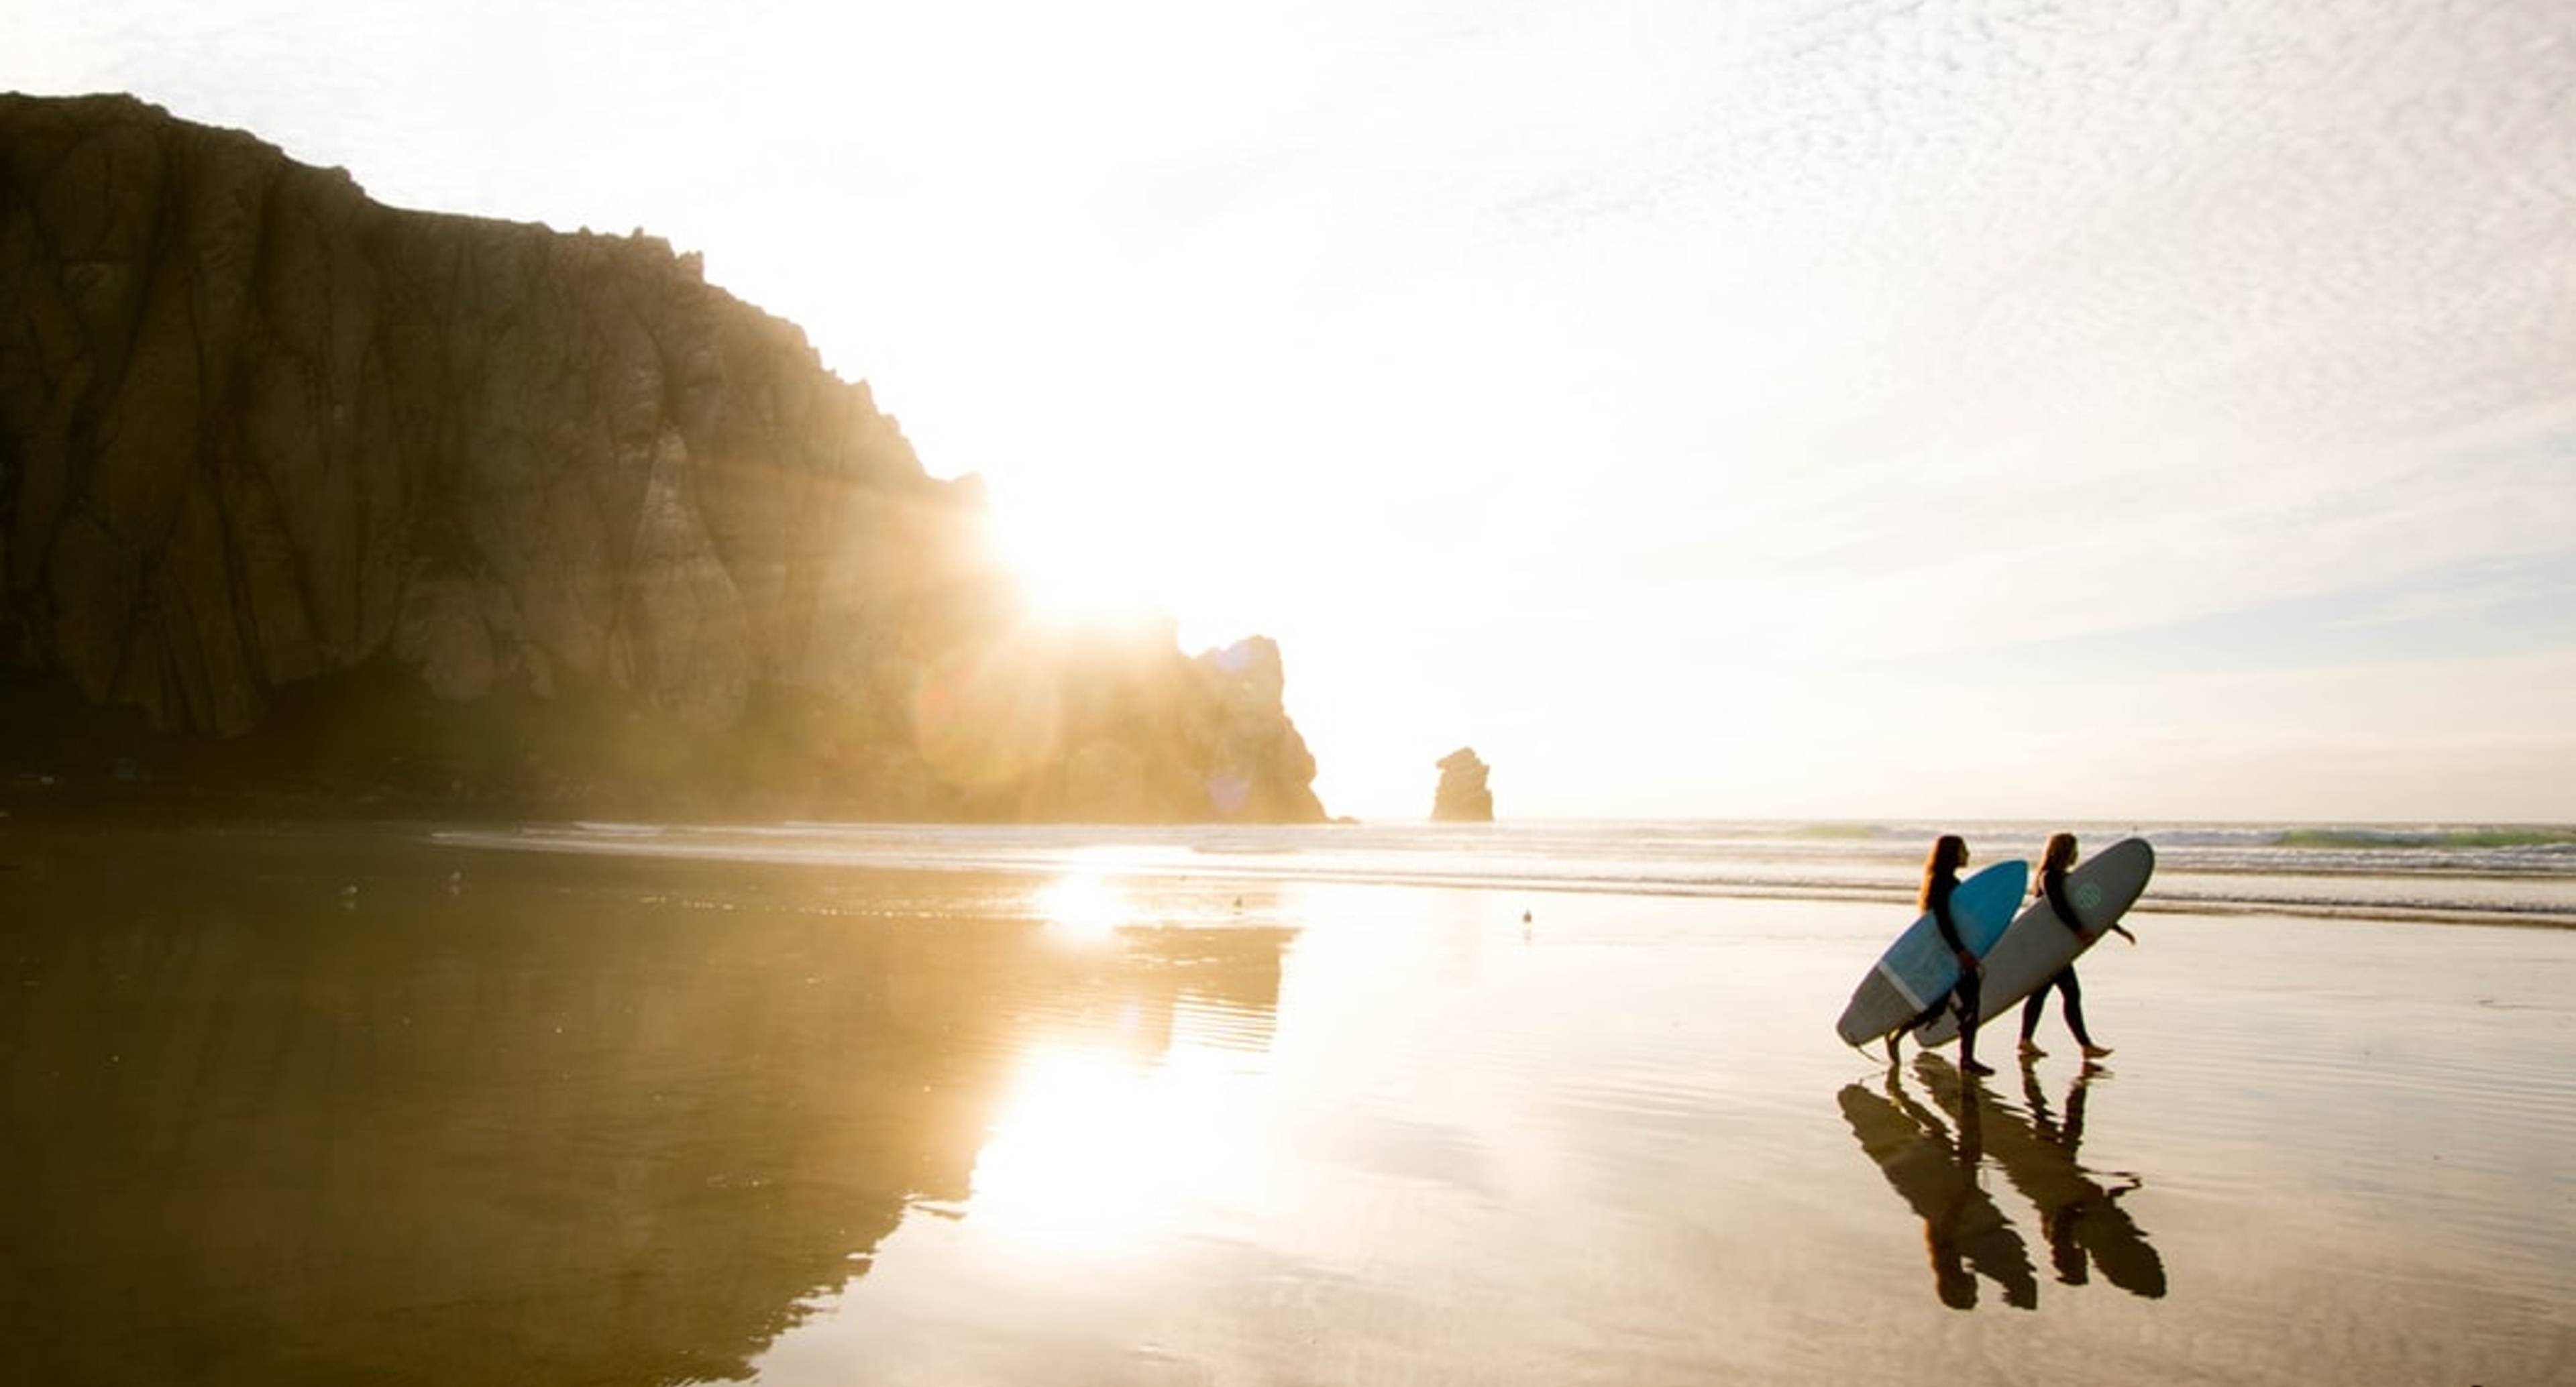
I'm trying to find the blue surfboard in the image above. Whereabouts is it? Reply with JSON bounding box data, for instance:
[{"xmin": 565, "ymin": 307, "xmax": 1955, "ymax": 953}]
[
  {"xmin": 1913, "ymin": 838, "xmax": 2153, "ymax": 1047},
  {"xmin": 1835, "ymin": 860, "xmax": 2029, "ymax": 1046}
]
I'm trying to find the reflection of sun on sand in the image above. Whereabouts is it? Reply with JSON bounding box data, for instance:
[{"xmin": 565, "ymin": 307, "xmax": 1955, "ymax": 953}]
[
  {"xmin": 966, "ymin": 1042, "xmax": 1265, "ymax": 1254},
  {"xmin": 1038, "ymin": 872, "xmax": 1129, "ymax": 941},
  {"xmin": 975, "ymin": 875, "xmax": 1292, "ymax": 1253}
]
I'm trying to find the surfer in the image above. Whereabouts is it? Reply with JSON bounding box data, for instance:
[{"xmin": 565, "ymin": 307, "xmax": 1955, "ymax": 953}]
[
  {"xmin": 2017, "ymin": 833, "xmax": 2135, "ymax": 1062},
  {"xmin": 1898, "ymin": 834, "xmax": 1991, "ymax": 1074}
]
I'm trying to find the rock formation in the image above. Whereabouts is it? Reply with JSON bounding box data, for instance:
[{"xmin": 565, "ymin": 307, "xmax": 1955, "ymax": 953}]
[
  {"xmin": 0, "ymin": 94, "xmax": 1324, "ymax": 821},
  {"xmin": 1432, "ymin": 746, "xmax": 1493, "ymax": 822}
]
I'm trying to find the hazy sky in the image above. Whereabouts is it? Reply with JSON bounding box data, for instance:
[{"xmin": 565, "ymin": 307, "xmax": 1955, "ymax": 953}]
[{"xmin": 13, "ymin": 0, "xmax": 2576, "ymax": 821}]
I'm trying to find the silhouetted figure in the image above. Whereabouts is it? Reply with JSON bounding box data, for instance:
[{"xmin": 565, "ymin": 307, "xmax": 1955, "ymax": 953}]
[
  {"xmin": 1915, "ymin": 1060, "xmax": 2168, "ymax": 1300},
  {"xmin": 2018, "ymin": 833, "xmax": 2135, "ymax": 1061},
  {"xmin": 1837, "ymin": 1063, "xmax": 2038, "ymax": 1311},
  {"xmin": 1896, "ymin": 835, "xmax": 1989, "ymax": 1074}
]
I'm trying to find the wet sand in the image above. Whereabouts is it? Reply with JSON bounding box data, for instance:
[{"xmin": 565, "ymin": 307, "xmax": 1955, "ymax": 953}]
[{"xmin": 2, "ymin": 820, "xmax": 2570, "ymax": 1384}]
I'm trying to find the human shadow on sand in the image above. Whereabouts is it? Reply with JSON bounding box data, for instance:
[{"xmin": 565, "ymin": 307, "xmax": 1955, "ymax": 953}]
[
  {"xmin": 1917, "ymin": 1058, "xmax": 2168, "ymax": 1299},
  {"xmin": 1838, "ymin": 1062, "xmax": 2038, "ymax": 1310},
  {"xmin": 1840, "ymin": 1056, "xmax": 2168, "ymax": 1312}
]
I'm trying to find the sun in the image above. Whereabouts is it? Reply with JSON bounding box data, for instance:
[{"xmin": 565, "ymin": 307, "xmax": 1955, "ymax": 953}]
[
  {"xmin": 983, "ymin": 485, "xmax": 1283, "ymax": 653},
  {"xmin": 987, "ymin": 492, "xmax": 1171, "ymax": 628}
]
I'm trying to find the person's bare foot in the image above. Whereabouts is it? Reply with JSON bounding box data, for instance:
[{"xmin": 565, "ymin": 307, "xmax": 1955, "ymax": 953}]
[
  {"xmin": 1961, "ymin": 1058, "xmax": 1996, "ymax": 1077},
  {"xmin": 2019, "ymin": 1039, "xmax": 2046, "ymax": 1058},
  {"xmin": 2081, "ymin": 1044, "xmax": 2114, "ymax": 1059}
]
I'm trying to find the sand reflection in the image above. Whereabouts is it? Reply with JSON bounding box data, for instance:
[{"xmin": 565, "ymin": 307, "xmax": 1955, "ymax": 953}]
[
  {"xmin": 968, "ymin": 1039, "xmax": 1266, "ymax": 1250},
  {"xmin": 970, "ymin": 879, "xmax": 1285, "ymax": 1251},
  {"xmin": 0, "ymin": 826, "xmax": 1295, "ymax": 1386},
  {"xmin": 1036, "ymin": 871, "xmax": 1129, "ymax": 940},
  {"xmin": 1841, "ymin": 1057, "xmax": 2168, "ymax": 1311}
]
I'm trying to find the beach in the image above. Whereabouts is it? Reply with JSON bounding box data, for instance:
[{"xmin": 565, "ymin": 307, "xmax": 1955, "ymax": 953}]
[{"xmin": 2, "ymin": 818, "xmax": 2570, "ymax": 1384}]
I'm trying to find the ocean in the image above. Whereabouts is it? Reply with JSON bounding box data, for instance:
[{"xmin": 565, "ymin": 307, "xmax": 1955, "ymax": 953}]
[{"xmin": 435, "ymin": 816, "xmax": 2576, "ymax": 927}]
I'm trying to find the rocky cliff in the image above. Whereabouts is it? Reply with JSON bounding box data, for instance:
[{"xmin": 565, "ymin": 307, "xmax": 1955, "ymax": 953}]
[{"xmin": 0, "ymin": 94, "xmax": 1323, "ymax": 821}]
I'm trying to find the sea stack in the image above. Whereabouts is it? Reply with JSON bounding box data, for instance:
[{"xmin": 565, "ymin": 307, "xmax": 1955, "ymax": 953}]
[{"xmin": 1432, "ymin": 747, "xmax": 1494, "ymax": 822}]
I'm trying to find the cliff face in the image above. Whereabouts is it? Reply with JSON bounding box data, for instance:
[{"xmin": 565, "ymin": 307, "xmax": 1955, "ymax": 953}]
[{"xmin": 0, "ymin": 94, "xmax": 1323, "ymax": 821}]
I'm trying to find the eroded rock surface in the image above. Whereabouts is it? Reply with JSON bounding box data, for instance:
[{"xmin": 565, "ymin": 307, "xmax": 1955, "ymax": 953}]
[{"xmin": 0, "ymin": 95, "xmax": 1323, "ymax": 821}]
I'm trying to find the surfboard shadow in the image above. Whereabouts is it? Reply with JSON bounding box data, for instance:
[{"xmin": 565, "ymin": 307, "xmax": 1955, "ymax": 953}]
[
  {"xmin": 1836, "ymin": 1066, "xmax": 2038, "ymax": 1311},
  {"xmin": 1915, "ymin": 1060, "xmax": 2169, "ymax": 1300}
]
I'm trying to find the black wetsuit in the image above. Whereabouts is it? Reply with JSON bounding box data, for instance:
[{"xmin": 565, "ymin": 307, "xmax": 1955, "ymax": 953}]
[
  {"xmin": 1928, "ymin": 873, "xmax": 1983, "ymax": 1034},
  {"xmin": 2021, "ymin": 867, "xmax": 2095, "ymax": 1047}
]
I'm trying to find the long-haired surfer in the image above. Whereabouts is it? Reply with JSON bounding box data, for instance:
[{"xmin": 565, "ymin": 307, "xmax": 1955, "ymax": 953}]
[
  {"xmin": 1906, "ymin": 834, "xmax": 1992, "ymax": 1075},
  {"xmin": 2017, "ymin": 832, "xmax": 2135, "ymax": 1062}
]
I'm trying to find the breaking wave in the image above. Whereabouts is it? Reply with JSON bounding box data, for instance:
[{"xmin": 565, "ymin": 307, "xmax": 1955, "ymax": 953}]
[{"xmin": 427, "ymin": 818, "xmax": 2576, "ymax": 928}]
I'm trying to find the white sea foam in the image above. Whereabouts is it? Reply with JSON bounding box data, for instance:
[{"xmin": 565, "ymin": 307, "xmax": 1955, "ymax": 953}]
[{"xmin": 427, "ymin": 819, "xmax": 2576, "ymax": 928}]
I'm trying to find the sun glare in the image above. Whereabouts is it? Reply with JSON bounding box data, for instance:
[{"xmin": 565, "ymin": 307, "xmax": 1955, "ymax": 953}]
[
  {"xmin": 983, "ymin": 488, "xmax": 1283, "ymax": 655},
  {"xmin": 991, "ymin": 497, "xmax": 1172, "ymax": 632},
  {"xmin": 1037, "ymin": 872, "xmax": 1129, "ymax": 940},
  {"xmin": 966, "ymin": 1042, "xmax": 1258, "ymax": 1252}
]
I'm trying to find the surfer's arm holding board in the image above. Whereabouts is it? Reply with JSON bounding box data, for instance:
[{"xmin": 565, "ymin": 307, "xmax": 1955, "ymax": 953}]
[
  {"xmin": 1929, "ymin": 877, "xmax": 1980, "ymax": 974},
  {"xmin": 2043, "ymin": 867, "xmax": 2136, "ymax": 945}
]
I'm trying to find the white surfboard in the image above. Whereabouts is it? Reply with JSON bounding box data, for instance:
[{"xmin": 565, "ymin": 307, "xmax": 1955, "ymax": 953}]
[{"xmin": 1913, "ymin": 838, "xmax": 2154, "ymax": 1047}]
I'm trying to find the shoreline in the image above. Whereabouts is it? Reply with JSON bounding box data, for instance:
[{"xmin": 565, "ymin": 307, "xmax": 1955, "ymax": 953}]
[{"xmin": 9, "ymin": 811, "xmax": 2572, "ymax": 931}]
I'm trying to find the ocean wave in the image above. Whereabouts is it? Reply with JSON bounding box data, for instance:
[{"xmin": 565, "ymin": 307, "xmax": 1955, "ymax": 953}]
[
  {"xmin": 2273, "ymin": 828, "xmax": 2576, "ymax": 851},
  {"xmin": 1786, "ymin": 822, "xmax": 1882, "ymax": 840},
  {"xmin": 427, "ymin": 820, "xmax": 2576, "ymax": 929}
]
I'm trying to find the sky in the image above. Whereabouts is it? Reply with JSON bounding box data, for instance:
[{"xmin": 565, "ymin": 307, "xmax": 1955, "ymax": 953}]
[{"xmin": 12, "ymin": 0, "xmax": 2576, "ymax": 822}]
